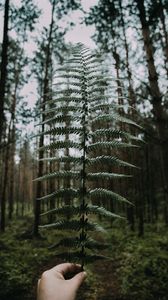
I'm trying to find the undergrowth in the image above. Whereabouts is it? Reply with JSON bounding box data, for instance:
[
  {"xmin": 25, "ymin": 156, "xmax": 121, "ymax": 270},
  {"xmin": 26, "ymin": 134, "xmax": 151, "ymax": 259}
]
[{"xmin": 0, "ymin": 217, "xmax": 168, "ymax": 300}]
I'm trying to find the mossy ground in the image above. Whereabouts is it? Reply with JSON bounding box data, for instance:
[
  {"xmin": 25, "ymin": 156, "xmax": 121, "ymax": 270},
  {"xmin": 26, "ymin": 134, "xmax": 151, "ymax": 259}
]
[{"xmin": 0, "ymin": 216, "xmax": 168, "ymax": 300}]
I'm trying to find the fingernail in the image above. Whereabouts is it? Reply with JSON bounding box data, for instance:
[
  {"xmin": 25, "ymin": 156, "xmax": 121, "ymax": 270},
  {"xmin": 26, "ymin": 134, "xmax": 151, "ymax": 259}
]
[{"xmin": 83, "ymin": 271, "xmax": 87, "ymax": 277}]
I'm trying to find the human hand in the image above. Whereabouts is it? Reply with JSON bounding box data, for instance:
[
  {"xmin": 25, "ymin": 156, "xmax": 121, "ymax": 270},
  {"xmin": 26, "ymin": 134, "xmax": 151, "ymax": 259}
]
[{"xmin": 37, "ymin": 263, "xmax": 87, "ymax": 300}]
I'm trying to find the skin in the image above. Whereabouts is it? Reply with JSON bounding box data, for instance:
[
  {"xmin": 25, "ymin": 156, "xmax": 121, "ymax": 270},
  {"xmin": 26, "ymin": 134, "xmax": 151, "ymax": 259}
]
[{"xmin": 37, "ymin": 263, "xmax": 87, "ymax": 300}]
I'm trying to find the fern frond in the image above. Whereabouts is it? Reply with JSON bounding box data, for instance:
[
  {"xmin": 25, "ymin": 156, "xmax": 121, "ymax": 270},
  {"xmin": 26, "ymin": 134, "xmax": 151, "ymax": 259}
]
[
  {"xmin": 54, "ymin": 74, "xmax": 83, "ymax": 80},
  {"xmin": 40, "ymin": 205, "xmax": 80, "ymax": 217},
  {"xmin": 84, "ymin": 58, "xmax": 103, "ymax": 66},
  {"xmin": 87, "ymin": 141, "xmax": 138, "ymax": 152},
  {"xmin": 89, "ymin": 94, "xmax": 130, "ymax": 102},
  {"xmin": 42, "ymin": 105, "xmax": 83, "ymax": 115},
  {"xmin": 91, "ymin": 113, "xmax": 140, "ymax": 128},
  {"xmin": 37, "ymin": 188, "xmax": 79, "ymax": 201},
  {"xmin": 88, "ymin": 103, "xmax": 122, "ymax": 112},
  {"xmin": 51, "ymin": 88, "xmax": 82, "ymax": 95},
  {"xmin": 64, "ymin": 58, "xmax": 81, "ymax": 64},
  {"xmin": 36, "ymin": 114, "xmax": 80, "ymax": 127},
  {"xmin": 87, "ymin": 172, "xmax": 132, "ymax": 180},
  {"xmin": 35, "ymin": 127, "xmax": 83, "ymax": 138},
  {"xmin": 86, "ymin": 156, "xmax": 137, "ymax": 168},
  {"xmin": 87, "ymin": 87, "xmax": 106, "ymax": 94},
  {"xmin": 39, "ymin": 96, "xmax": 83, "ymax": 108},
  {"xmin": 41, "ymin": 204, "xmax": 124, "ymax": 219},
  {"xmin": 39, "ymin": 140, "xmax": 82, "ymax": 151},
  {"xmin": 50, "ymin": 237, "xmax": 108, "ymax": 250},
  {"xmin": 40, "ymin": 219, "xmax": 105, "ymax": 232},
  {"xmin": 54, "ymin": 251, "xmax": 111, "ymax": 264},
  {"xmin": 35, "ymin": 43, "xmax": 140, "ymax": 267},
  {"xmin": 50, "ymin": 237, "xmax": 80, "ymax": 249},
  {"xmin": 56, "ymin": 67, "xmax": 83, "ymax": 74},
  {"xmin": 89, "ymin": 128, "xmax": 137, "ymax": 141},
  {"xmin": 86, "ymin": 205, "xmax": 124, "ymax": 218},
  {"xmin": 38, "ymin": 156, "xmax": 82, "ymax": 165},
  {"xmin": 89, "ymin": 188, "xmax": 132, "ymax": 205},
  {"xmin": 34, "ymin": 171, "xmax": 81, "ymax": 182},
  {"xmin": 54, "ymin": 81, "xmax": 86, "ymax": 88}
]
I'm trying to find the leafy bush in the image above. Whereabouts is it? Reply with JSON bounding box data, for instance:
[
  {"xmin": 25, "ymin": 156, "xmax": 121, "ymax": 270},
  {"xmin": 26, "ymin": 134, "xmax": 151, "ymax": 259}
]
[{"xmin": 119, "ymin": 237, "xmax": 168, "ymax": 300}]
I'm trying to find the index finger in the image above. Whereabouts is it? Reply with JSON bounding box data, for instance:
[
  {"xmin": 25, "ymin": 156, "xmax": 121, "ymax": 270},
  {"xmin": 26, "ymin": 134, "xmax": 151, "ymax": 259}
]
[{"xmin": 50, "ymin": 263, "xmax": 82, "ymax": 276}]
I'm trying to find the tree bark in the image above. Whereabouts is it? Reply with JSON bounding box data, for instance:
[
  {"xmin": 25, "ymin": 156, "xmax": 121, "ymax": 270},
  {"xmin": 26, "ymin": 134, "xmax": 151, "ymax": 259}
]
[
  {"xmin": 33, "ymin": 0, "xmax": 56, "ymax": 236},
  {"xmin": 0, "ymin": 122, "xmax": 11, "ymax": 231},
  {"xmin": 136, "ymin": 0, "xmax": 168, "ymax": 223},
  {"xmin": 0, "ymin": 0, "xmax": 10, "ymax": 145},
  {"xmin": 158, "ymin": 0, "xmax": 168, "ymax": 63},
  {"xmin": 119, "ymin": 0, "xmax": 136, "ymax": 107}
]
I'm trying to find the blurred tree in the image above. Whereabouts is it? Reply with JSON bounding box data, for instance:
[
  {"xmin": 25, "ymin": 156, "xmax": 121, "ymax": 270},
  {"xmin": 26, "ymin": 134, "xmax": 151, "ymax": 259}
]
[
  {"xmin": 0, "ymin": 39, "xmax": 32, "ymax": 230},
  {"xmin": 0, "ymin": 0, "xmax": 10, "ymax": 148},
  {"xmin": 0, "ymin": 0, "xmax": 40, "ymax": 231},
  {"xmin": 135, "ymin": 0, "xmax": 168, "ymax": 223}
]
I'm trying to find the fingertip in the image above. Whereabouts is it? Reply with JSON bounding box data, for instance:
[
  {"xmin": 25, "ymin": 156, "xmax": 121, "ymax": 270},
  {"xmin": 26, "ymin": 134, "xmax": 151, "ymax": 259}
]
[{"xmin": 71, "ymin": 270, "xmax": 87, "ymax": 288}]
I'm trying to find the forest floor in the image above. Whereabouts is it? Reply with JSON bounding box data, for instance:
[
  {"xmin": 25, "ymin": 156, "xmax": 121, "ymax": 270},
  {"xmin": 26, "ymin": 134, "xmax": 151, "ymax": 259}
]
[{"xmin": 0, "ymin": 215, "xmax": 168, "ymax": 300}]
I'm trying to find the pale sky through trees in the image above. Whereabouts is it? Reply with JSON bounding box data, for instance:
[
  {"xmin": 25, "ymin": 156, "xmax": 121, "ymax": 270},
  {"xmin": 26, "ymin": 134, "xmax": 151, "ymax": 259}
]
[
  {"xmin": 0, "ymin": 0, "xmax": 97, "ymax": 47},
  {"xmin": 0, "ymin": 0, "xmax": 98, "ymax": 134},
  {"xmin": 0, "ymin": 0, "xmax": 156, "ymax": 134}
]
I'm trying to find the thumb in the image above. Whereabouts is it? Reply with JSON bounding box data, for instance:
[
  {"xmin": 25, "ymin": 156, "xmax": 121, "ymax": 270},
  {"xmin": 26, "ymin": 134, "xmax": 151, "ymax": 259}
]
[{"xmin": 70, "ymin": 271, "xmax": 87, "ymax": 290}]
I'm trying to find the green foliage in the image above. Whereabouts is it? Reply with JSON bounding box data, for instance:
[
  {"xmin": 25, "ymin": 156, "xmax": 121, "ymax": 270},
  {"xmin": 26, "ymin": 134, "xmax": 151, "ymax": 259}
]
[
  {"xmin": 35, "ymin": 43, "xmax": 139, "ymax": 267},
  {"xmin": 1, "ymin": 218, "xmax": 168, "ymax": 300},
  {"xmin": 120, "ymin": 250, "xmax": 168, "ymax": 300},
  {"xmin": 108, "ymin": 227, "xmax": 168, "ymax": 300},
  {"xmin": 0, "ymin": 217, "xmax": 57, "ymax": 300}
]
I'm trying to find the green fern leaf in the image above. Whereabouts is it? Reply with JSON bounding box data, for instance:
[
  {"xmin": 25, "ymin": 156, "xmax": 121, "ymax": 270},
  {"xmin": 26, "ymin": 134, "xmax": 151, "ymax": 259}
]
[
  {"xmin": 54, "ymin": 74, "xmax": 83, "ymax": 80},
  {"xmin": 34, "ymin": 170, "xmax": 81, "ymax": 182},
  {"xmin": 87, "ymin": 141, "xmax": 138, "ymax": 152},
  {"xmin": 50, "ymin": 237, "xmax": 108, "ymax": 250},
  {"xmin": 89, "ymin": 128, "xmax": 136, "ymax": 141},
  {"xmin": 42, "ymin": 105, "xmax": 83, "ymax": 115},
  {"xmin": 39, "ymin": 140, "xmax": 82, "ymax": 151},
  {"xmin": 86, "ymin": 205, "xmax": 124, "ymax": 218},
  {"xmin": 35, "ymin": 43, "xmax": 140, "ymax": 267},
  {"xmin": 54, "ymin": 251, "xmax": 111, "ymax": 264},
  {"xmin": 38, "ymin": 155, "xmax": 82, "ymax": 165},
  {"xmin": 37, "ymin": 188, "xmax": 80, "ymax": 201},
  {"xmin": 40, "ymin": 219, "xmax": 105, "ymax": 232},
  {"xmin": 86, "ymin": 156, "xmax": 137, "ymax": 168},
  {"xmin": 87, "ymin": 172, "xmax": 132, "ymax": 180},
  {"xmin": 56, "ymin": 67, "xmax": 83, "ymax": 74},
  {"xmin": 91, "ymin": 113, "xmax": 140, "ymax": 128},
  {"xmin": 89, "ymin": 188, "xmax": 132, "ymax": 205},
  {"xmin": 40, "ymin": 205, "xmax": 81, "ymax": 217},
  {"xmin": 35, "ymin": 127, "xmax": 83, "ymax": 138}
]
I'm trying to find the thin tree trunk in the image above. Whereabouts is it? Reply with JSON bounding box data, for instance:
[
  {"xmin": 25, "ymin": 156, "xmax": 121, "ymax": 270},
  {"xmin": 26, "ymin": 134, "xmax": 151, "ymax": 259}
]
[
  {"xmin": 0, "ymin": 0, "xmax": 10, "ymax": 144},
  {"xmin": 119, "ymin": 0, "xmax": 136, "ymax": 107},
  {"xmin": 8, "ymin": 126, "xmax": 15, "ymax": 219},
  {"xmin": 158, "ymin": 0, "xmax": 168, "ymax": 63},
  {"xmin": 0, "ymin": 121, "xmax": 11, "ymax": 231},
  {"xmin": 34, "ymin": 0, "xmax": 56, "ymax": 235}
]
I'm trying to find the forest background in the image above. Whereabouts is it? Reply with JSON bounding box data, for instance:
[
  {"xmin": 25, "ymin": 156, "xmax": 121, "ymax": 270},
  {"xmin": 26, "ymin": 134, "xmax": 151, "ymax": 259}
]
[{"xmin": 0, "ymin": 0, "xmax": 168, "ymax": 300}]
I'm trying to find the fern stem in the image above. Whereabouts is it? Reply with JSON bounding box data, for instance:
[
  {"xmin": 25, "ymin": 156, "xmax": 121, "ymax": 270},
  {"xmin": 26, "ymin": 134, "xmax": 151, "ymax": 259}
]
[{"xmin": 80, "ymin": 47, "xmax": 88, "ymax": 270}]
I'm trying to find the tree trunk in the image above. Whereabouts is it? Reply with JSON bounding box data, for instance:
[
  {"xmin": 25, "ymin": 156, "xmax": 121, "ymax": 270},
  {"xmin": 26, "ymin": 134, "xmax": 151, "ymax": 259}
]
[
  {"xmin": 0, "ymin": 122, "xmax": 11, "ymax": 231},
  {"xmin": 158, "ymin": 0, "xmax": 168, "ymax": 63},
  {"xmin": 136, "ymin": 0, "xmax": 168, "ymax": 223},
  {"xmin": 0, "ymin": 0, "xmax": 10, "ymax": 145},
  {"xmin": 8, "ymin": 126, "xmax": 15, "ymax": 220},
  {"xmin": 119, "ymin": 0, "xmax": 136, "ymax": 107},
  {"xmin": 34, "ymin": 0, "xmax": 56, "ymax": 236}
]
